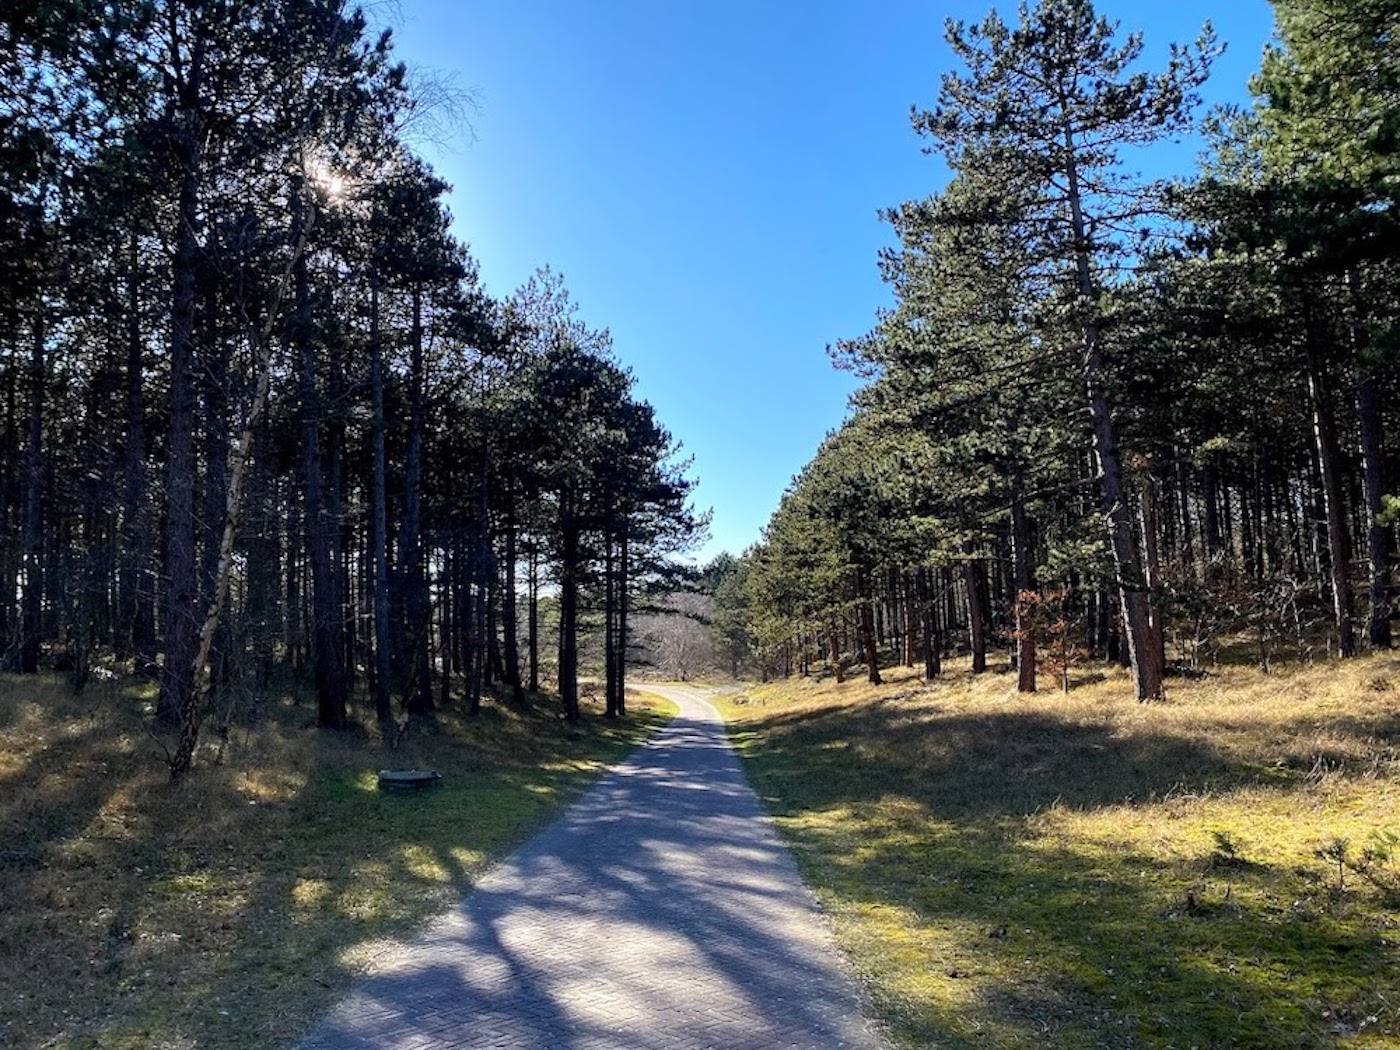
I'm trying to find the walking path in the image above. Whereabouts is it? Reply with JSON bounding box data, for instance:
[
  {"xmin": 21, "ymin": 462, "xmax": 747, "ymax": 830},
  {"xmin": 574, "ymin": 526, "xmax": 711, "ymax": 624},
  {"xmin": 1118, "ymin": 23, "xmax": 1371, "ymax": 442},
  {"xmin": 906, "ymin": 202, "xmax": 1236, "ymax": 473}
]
[{"xmin": 296, "ymin": 685, "xmax": 889, "ymax": 1050}]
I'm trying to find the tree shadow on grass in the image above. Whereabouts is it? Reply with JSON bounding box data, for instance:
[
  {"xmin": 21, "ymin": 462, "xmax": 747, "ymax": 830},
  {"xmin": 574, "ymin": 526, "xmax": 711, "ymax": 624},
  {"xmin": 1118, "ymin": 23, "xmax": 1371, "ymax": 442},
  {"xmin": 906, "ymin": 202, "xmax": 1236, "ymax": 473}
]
[
  {"xmin": 738, "ymin": 691, "xmax": 1400, "ymax": 1048},
  {"xmin": 113, "ymin": 694, "xmax": 679, "ymax": 1049},
  {"xmin": 0, "ymin": 680, "xmax": 178, "ymax": 1046},
  {"xmin": 745, "ymin": 700, "xmax": 1253, "ymax": 819},
  {"xmin": 1, "ymin": 682, "xmax": 674, "ymax": 1049},
  {"xmin": 810, "ymin": 813, "xmax": 1397, "ymax": 1048}
]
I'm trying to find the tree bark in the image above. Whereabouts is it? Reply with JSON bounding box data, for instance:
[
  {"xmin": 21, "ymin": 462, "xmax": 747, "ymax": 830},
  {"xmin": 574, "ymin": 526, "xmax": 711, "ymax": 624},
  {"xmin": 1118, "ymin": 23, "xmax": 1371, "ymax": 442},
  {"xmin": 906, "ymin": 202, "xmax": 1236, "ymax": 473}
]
[
  {"xmin": 120, "ymin": 232, "xmax": 155, "ymax": 667},
  {"xmin": 1011, "ymin": 489, "xmax": 1036, "ymax": 693},
  {"xmin": 901, "ymin": 571, "xmax": 918, "ymax": 667},
  {"xmin": 462, "ymin": 530, "xmax": 483, "ymax": 717},
  {"xmin": 502, "ymin": 511, "xmax": 524, "ymax": 702},
  {"xmin": 919, "ymin": 568, "xmax": 941, "ymax": 680},
  {"xmin": 485, "ymin": 540, "xmax": 503, "ymax": 688},
  {"xmin": 1202, "ymin": 460, "xmax": 1223, "ymax": 572},
  {"xmin": 327, "ymin": 317, "xmax": 353, "ymax": 700},
  {"xmin": 558, "ymin": 496, "xmax": 580, "ymax": 722},
  {"xmin": 857, "ymin": 568, "xmax": 882, "ymax": 685},
  {"xmin": 19, "ymin": 309, "xmax": 44, "ymax": 675},
  {"xmin": 1357, "ymin": 367, "xmax": 1392, "ymax": 648},
  {"xmin": 1305, "ymin": 336, "xmax": 1357, "ymax": 657},
  {"xmin": 605, "ymin": 537, "xmax": 618, "ymax": 716},
  {"xmin": 369, "ymin": 276, "xmax": 392, "ymax": 720},
  {"xmin": 1062, "ymin": 124, "xmax": 1165, "ymax": 701},
  {"xmin": 1139, "ymin": 474, "xmax": 1168, "ymax": 676},
  {"xmin": 434, "ymin": 547, "xmax": 450, "ymax": 709},
  {"xmin": 527, "ymin": 541, "xmax": 539, "ymax": 693},
  {"xmin": 294, "ymin": 212, "xmax": 350, "ymax": 730},
  {"xmin": 157, "ymin": 137, "xmax": 202, "ymax": 731},
  {"xmin": 964, "ymin": 547, "xmax": 989, "ymax": 674},
  {"xmin": 616, "ymin": 534, "xmax": 629, "ymax": 717},
  {"xmin": 400, "ymin": 284, "xmax": 433, "ymax": 713},
  {"xmin": 198, "ymin": 264, "xmax": 229, "ymax": 697}
]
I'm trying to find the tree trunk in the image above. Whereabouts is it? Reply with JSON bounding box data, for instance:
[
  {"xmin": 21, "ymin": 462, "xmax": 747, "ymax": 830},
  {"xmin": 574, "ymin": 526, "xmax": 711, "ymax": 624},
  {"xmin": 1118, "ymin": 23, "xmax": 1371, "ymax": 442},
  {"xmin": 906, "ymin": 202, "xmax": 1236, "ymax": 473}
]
[
  {"xmin": 605, "ymin": 537, "xmax": 618, "ymax": 716},
  {"xmin": 286, "ymin": 477, "xmax": 304, "ymax": 676},
  {"xmin": 901, "ymin": 571, "xmax": 918, "ymax": 667},
  {"xmin": 247, "ymin": 415, "xmax": 278, "ymax": 690},
  {"xmin": 1062, "ymin": 127, "xmax": 1165, "ymax": 701},
  {"xmin": 198, "ymin": 269, "xmax": 229, "ymax": 698},
  {"xmin": 558, "ymin": 497, "xmax": 580, "ymax": 722},
  {"xmin": 1202, "ymin": 460, "xmax": 1223, "ymax": 573},
  {"xmin": 1011, "ymin": 489, "xmax": 1036, "ymax": 693},
  {"xmin": 857, "ymin": 568, "xmax": 882, "ymax": 685},
  {"xmin": 328, "ymin": 324, "xmax": 353, "ymax": 701},
  {"xmin": 471, "ymin": 519, "xmax": 489, "ymax": 716},
  {"xmin": 462, "ymin": 530, "xmax": 483, "ymax": 717},
  {"xmin": 400, "ymin": 283, "xmax": 432, "ymax": 713},
  {"xmin": 1357, "ymin": 367, "xmax": 1391, "ymax": 648},
  {"xmin": 1249, "ymin": 450, "xmax": 1268, "ymax": 580},
  {"xmin": 1305, "ymin": 337, "xmax": 1357, "ymax": 657},
  {"xmin": 964, "ymin": 548, "xmax": 989, "ymax": 674},
  {"xmin": 369, "ymin": 277, "xmax": 392, "ymax": 720},
  {"xmin": 919, "ymin": 568, "xmax": 941, "ymax": 680},
  {"xmin": 19, "ymin": 310, "xmax": 44, "ymax": 675},
  {"xmin": 472, "ymin": 419, "xmax": 493, "ymax": 702},
  {"xmin": 437, "ymin": 547, "xmax": 451, "ymax": 709},
  {"xmin": 527, "ymin": 541, "xmax": 539, "ymax": 693},
  {"xmin": 502, "ymin": 512, "xmax": 524, "ymax": 702},
  {"xmin": 120, "ymin": 232, "xmax": 156, "ymax": 667},
  {"xmin": 485, "ymin": 540, "xmax": 503, "ymax": 688},
  {"xmin": 1139, "ymin": 474, "xmax": 1168, "ymax": 676},
  {"xmin": 295, "ymin": 227, "xmax": 349, "ymax": 730},
  {"xmin": 1175, "ymin": 451, "xmax": 1196, "ymax": 578},
  {"xmin": 157, "ymin": 148, "xmax": 202, "ymax": 733},
  {"xmin": 2, "ymin": 357, "xmax": 18, "ymax": 669},
  {"xmin": 616, "ymin": 534, "xmax": 629, "ymax": 717}
]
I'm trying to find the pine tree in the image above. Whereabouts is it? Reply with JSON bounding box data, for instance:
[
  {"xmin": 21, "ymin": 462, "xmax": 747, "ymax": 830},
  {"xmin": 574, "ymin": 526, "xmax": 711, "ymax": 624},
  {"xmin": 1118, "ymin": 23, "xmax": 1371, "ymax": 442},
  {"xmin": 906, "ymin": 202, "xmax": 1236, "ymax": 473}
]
[{"xmin": 910, "ymin": 0, "xmax": 1218, "ymax": 699}]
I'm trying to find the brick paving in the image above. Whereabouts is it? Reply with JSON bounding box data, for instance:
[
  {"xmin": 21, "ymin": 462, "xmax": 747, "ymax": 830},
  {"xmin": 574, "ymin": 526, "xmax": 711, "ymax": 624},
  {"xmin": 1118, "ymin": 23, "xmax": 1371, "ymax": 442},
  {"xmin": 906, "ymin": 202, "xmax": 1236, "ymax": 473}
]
[{"xmin": 294, "ymin": 685, "xmax": 890, "ymax": 1050}]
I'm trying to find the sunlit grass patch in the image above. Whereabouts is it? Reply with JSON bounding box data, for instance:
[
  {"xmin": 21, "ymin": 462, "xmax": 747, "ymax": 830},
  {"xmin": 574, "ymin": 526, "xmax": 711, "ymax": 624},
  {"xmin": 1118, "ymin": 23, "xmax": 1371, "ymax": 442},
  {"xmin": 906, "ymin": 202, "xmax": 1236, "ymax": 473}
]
[
  {"xmin": 0, "ymin": 676, "xmax": 674, "ymax": 1049},
  {"xmin": 723, "ymin": 654, "xmax": 1400, "ymax": 1048}
]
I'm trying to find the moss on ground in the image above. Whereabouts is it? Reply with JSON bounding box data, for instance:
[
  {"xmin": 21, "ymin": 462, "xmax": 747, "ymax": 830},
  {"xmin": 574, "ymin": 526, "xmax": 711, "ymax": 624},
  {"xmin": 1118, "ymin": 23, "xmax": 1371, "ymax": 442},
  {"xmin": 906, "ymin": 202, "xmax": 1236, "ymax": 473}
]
[{"xmin": 718, "ymin": 654, "xmax": 1400, "ymax": 1049}]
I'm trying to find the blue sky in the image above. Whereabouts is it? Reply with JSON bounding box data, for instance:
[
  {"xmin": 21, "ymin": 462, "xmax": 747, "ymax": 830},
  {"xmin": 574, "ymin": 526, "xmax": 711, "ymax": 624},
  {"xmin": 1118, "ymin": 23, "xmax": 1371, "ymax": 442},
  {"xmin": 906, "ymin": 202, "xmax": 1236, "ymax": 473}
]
[{"xmin": 391, "ymin": 0, "xmax": 1276, "ymax": 562}]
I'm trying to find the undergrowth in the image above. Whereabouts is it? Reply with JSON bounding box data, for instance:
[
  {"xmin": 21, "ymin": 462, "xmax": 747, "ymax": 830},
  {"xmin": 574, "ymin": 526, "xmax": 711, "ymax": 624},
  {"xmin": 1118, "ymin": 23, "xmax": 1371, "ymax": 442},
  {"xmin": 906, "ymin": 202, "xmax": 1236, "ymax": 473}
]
[
  {"xmin": 0, "ymin": 673, "xmax": 674, "ymax": 1049},
  {"xmin": 719, "ymin": 652, "xmax": 1400, "ymax": 1049}
]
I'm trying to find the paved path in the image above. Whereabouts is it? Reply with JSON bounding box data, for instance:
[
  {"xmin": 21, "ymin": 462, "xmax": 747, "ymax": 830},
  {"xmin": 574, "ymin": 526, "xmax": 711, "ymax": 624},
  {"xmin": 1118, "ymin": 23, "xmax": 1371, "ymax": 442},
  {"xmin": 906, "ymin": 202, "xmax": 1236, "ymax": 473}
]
[{"xmin": 295, "ymin": 685, "xmax": 889, "ymax": 1050}]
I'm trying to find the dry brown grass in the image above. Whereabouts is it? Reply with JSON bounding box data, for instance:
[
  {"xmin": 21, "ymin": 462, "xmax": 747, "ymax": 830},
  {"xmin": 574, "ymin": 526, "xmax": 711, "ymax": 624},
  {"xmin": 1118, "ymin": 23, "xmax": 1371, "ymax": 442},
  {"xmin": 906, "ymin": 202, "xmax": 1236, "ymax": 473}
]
[
  {"xmin": 719, "ymin": 652, "xmax": 1400, "ymax": 1049},
  {"xmin": 0, "ymin": 673, "xmax": 674, "ymax": 1049}
]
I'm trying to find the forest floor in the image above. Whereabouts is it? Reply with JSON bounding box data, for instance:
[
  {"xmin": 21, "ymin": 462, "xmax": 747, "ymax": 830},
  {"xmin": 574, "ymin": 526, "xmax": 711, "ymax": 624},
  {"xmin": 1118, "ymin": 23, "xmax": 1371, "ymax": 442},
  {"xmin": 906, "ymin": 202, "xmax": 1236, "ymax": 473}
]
[
  {"xmin": 0, "ymin": 673, "xmax": 675, "ymax": 1050},
  {"xmin": 715, "ymin": 650, "xmax": 1400, "ymax": 1049}
]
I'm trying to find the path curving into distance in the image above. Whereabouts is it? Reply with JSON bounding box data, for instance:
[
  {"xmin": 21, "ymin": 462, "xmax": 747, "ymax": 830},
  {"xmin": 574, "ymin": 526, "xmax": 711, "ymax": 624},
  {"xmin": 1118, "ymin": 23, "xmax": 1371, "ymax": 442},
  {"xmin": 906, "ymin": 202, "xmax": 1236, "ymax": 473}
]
[{"xmin": 296, "ymin": 684, "xmax": 890, "ymax": 1050}]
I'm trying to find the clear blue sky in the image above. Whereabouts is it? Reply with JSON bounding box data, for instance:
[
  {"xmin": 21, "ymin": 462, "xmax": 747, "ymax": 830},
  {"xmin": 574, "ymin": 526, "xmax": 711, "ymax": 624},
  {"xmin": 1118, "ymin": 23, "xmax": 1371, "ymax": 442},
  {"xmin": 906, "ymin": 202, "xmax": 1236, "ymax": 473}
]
[{"xmin": 391, "ymin": 0, "xmax": 1276, "ymax": 562}]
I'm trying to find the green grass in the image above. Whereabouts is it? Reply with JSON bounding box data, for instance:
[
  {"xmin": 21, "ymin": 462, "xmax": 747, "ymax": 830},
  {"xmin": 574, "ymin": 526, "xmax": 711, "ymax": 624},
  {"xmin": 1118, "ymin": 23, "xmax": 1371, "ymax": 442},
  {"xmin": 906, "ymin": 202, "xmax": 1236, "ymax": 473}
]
[
  {"xmin": 718, "ymin": 654, "xmax": 1400, "ymax": 1049},
  {"xmin": 0, "ymin": 673, "xmax": 675, "ymax": 1049}
]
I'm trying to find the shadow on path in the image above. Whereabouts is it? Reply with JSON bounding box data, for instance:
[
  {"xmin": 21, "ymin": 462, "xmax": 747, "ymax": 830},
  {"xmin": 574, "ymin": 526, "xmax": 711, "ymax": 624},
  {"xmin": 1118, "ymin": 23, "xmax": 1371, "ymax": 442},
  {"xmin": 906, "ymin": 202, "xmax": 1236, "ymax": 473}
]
[{"xmin": 294, "ymin": 687, "xmax": 889, "ymax": 1050}]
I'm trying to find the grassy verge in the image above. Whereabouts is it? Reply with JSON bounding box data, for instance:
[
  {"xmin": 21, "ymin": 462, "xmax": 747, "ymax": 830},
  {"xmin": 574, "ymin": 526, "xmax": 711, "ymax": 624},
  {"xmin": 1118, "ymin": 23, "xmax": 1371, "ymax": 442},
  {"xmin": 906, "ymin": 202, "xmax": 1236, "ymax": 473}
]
[
  {"xmin": 717, "ymin": 655, "xmax": 1400, "ymax": 1049},
  {"xmin": 0, "ymin": 674, "xmax": 674, "ymax": 1049}
]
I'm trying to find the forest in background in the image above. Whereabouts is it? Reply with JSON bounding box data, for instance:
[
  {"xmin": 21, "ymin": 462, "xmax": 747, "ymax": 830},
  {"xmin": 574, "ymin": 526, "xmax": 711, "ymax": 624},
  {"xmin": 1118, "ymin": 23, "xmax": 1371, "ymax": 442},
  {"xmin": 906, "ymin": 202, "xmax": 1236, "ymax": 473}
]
[
  {"xmin": 707, "ymin": 0, "xmax": 1400, "ymax": 695},
  {"xmin": 0, "ymin": 0, "xmax": 703, "ymax": 782}
]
